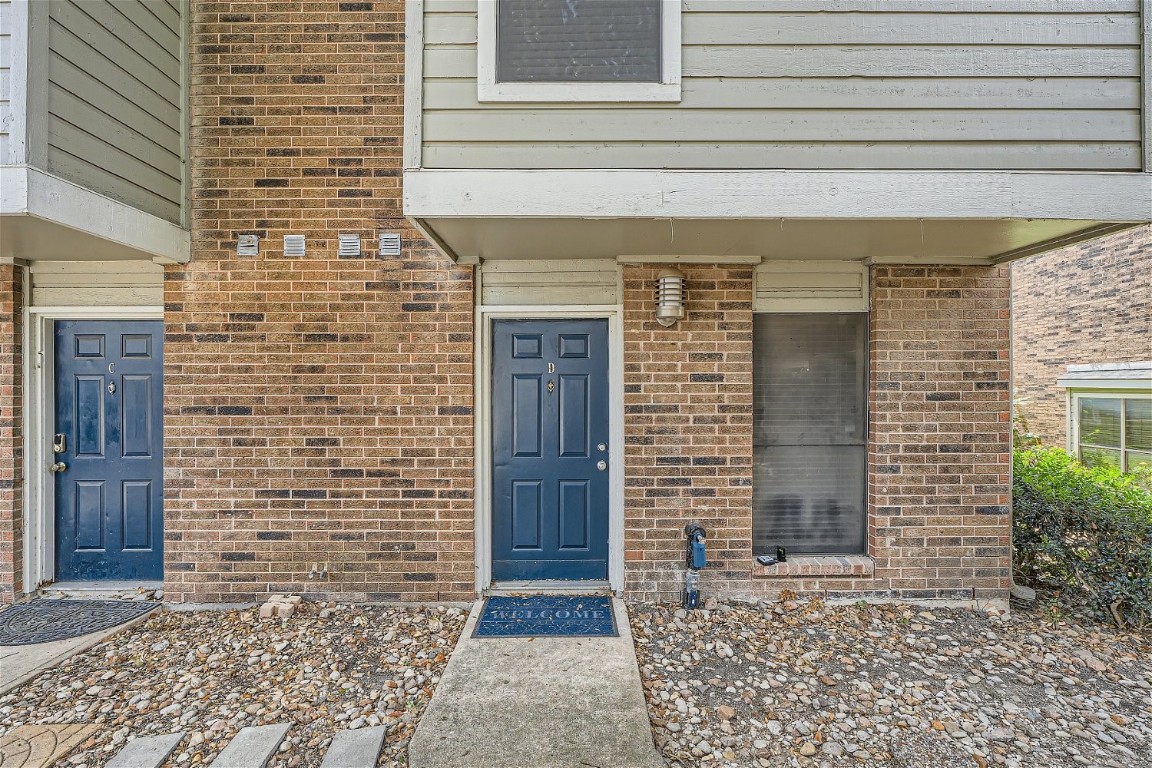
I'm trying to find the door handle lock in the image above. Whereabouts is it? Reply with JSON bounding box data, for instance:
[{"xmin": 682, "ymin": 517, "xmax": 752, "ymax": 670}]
[
  {"xmin": 50, "ymin": 462, "xmax": 67, "ymax": 473},
  {"xmin": 596, "ymin": 460, "xmax": 607, "ymax": 471}
]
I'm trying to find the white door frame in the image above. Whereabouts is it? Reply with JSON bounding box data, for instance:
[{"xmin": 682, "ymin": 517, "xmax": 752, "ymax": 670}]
[
  {"xmin": 475, "ymin": 305, "xmax": 626, "ymax": 595},
  {"xmin": 23, "ymin": 305, "xmax": 164, "ymax": 592}
]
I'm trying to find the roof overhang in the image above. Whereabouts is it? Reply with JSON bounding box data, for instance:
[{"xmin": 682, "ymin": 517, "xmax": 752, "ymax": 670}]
[
  {"xmin": 1058, "ymin": 362, "xmax": 1152, "ymax": 392},
  {"xmin": 0, "ymin": 165, "xmax": 190, "ymax": 264},
  {"xmin": 404, "ymin": 169, "xmax": 1152, "ymax": 264}
]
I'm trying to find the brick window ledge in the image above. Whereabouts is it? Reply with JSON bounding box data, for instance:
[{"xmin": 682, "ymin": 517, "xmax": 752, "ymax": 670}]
[{"xmin": 753, "ymin": 555, "xmax": 875, "ymax": 579}]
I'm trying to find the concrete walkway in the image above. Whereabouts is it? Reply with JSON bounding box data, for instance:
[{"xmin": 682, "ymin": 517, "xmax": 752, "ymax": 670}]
[
  {"xmin": 409, "ymin": 598, "xmax": 662, "ymax": 768},
  {"xmin": 0, "ymin": 607, "xmax": 158, "ymax": 697}
]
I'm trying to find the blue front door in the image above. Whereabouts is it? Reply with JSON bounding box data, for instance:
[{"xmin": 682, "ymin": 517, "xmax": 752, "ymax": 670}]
[
  {"xmin": 54, "ymin": 320, "xmax": 164, "ymax": 581},
  {"xmin": 492, "ymin": 319, "xmax": 610, "ymax": 581}
]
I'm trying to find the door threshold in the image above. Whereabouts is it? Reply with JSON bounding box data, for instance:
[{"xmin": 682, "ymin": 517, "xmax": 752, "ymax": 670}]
[
  {"xmin": 44, "ymin": 580, "xmax": 164, "ymax": 600},
  {"xmin": 488, "ymin": 580, "xmax": 613, "ymax": 596}
]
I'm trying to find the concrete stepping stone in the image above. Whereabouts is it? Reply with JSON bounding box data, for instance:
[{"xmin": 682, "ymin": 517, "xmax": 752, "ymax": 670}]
[
  {"xmin": 211, "ymin": 724, "xmax": 290, "ymax": 768},
  {"xmin": 0, "ymin": 724, "xmax": 97, "ymax": 768},
  {"xmin": 105, "ymin": 732, "xmax": 185, "ymax": 768},
  {"xmin": 319, "ymin": 727, "xmax": 387, "ymax": 768}
]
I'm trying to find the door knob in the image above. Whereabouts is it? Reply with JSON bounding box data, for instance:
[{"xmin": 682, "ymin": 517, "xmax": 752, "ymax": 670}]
[
  {"xmin": 596, "ymin": 460, "xmax": 607, "ymax": 471},
  {"xmin": 50, "ymin": 462, "xmax": 67, "ymax": 473}
]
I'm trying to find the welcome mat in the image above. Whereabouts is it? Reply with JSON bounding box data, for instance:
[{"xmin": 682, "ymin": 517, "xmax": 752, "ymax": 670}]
[
  {"xmin": 473, "ymin": 596, "xmax": 617, "ymax": 638},
  {"xmin": 0, "ymin": 599, "xmax": 159, "ymax": 646}
]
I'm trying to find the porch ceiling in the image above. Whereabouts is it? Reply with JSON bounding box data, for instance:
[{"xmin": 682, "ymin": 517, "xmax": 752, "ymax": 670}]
[
  {"xmin": 416, "ymin": 217, "xmax": 1129, "ymax": 264},
  {"xmin": 0, "ymin": 214, "xmax": 162, "ymax": 262}
]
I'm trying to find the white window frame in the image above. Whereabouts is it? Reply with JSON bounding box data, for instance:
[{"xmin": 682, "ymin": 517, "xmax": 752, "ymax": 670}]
[
  {"xmin": 1067, "ymin": 390, "xmax": 1152, "ymax": 474},
  {"xmin": 477, "ymin": 0, "xmax": 682, "ymax": 103}
]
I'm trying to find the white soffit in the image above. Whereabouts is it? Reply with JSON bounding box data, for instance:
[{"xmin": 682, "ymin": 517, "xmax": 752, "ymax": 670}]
[
  {"xmin": 419, "ymin": 216, "xmax": 1115, "ymax": 264},
  {"xmin": 0, "ymin": 166, "xmax": 190, "ymax": 263}
]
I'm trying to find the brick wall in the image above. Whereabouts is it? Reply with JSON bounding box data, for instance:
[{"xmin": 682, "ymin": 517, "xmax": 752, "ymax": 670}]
[
  {"xmin": 621, "ymin": 265, "xmax": 1012, "ymax": 603},
  {"xmin": 621, "ymin": 265, "xmax": 755, "ymax": 602},
  {"xmin": 868, "ymin": 266, "xmax": 1012, "ymax": 602},
  {"xmin": 1011, "ymin": 225, "xmax": 1152, "ymax": 445},
  {"xmin": 0, "ymin": 265, "xmax": 24, "ymax": 603},
  {"xmin": 171, "ymin": 0, "xmax": 474, "ymax": 603}
]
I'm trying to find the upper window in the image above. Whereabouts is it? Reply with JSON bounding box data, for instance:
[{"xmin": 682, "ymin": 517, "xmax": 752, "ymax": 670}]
[{"xmin": 478, "ymin": 0, "xmax": 682, "ymax": 102}]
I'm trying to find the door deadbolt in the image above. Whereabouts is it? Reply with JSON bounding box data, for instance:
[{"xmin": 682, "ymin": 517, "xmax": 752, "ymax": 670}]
[
  {"xmin": 53, "ymin": 433, "xmax": 67, "ymax": 454},
  {"xmin": 597, "ymin": 443, "xmax": 607, "ymax": 452}
]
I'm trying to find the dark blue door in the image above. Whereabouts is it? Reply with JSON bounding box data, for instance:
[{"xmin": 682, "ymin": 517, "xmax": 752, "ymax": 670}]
[
  {"xmin": 54, "ymin": 320, "xmax": 164, "ymax": 581},
  {"xmin": 492, "ymin": 319, "xmax": 610, "ymax": 581}
]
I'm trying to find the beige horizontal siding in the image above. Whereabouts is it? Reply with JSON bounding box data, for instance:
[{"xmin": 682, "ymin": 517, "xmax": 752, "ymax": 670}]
[
  {"xmin": 421, "ymin": 1, "xmax": 1145, "ymax": 171},
  {"xmin": 481, "ymin": 260, "xmax": 618, "ymax": 305},
  {"xmin": 426, "ymin": 46, "xmax": 1141, "ymax": 79},
  {"xmin": 46, "ymin": 0, "xmax": 184, "ymax": 224},
  {"xmin": 428, "ymin": 11, "xmax": 1141, "ymax": 46},
  {"xmin": 423, "ymin": 142, "xmax": 1142, "ymax": 171},
  {"xmin": 425, "ymin": 78, "xmax": 1141, "ymax": 111},
  {"xmin": 30, "ymin": 260, "xmax": 164, "ymax": 307}
]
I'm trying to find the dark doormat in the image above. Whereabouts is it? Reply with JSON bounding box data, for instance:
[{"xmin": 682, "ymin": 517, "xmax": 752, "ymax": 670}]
[
  {"xmin": 0, "ymin": 599, "xmax": 159, "ymax": 646},
  {"xmin": 473, "ymin": 595, "xmax": 617, "ymax": 638}
]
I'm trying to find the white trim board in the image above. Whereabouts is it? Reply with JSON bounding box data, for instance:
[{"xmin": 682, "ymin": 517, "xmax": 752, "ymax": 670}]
[
  {"xmin": 22, "ymin": 306, "xmax": 164, "ymax": 593},
  {"xmin": 403, "ymin": 0, "xmax": 425, "ymax": 170},
  {"xmin": 404, "ymin": 169, "xmax": 1152, "ymax": 222},
  {"xmin": 0, "ymin": 166, "xmax": 190, "ymax": 263},
  {"xmin": 476, "ymin": 0, "xmax": 681, "ymax": 103},
  {"xmin": 473, "ymin": 305, "xmax": 626, "ymax": 596},
  {"xmin": 1142, "ymin": 0, "xmax": 1151, "ymax": 171}
]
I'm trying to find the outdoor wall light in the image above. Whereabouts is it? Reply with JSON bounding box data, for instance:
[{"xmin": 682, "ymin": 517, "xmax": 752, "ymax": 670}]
[{"xmin": 655, "ymin": 268, "xmax": 686, "ymax": 327}]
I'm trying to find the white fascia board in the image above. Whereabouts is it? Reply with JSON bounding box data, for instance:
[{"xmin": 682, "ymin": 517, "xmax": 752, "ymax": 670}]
[
  {"xmin": 1059, "ymin": 379, "xmax": 1152, "ymax": 392},
  {"xmin": 0, "ymin": 166, "xmax": 191, "ymax": 263},
  {"xmin": 403, "ymin": 169, "xmax": 1152, "ymax": 222}
]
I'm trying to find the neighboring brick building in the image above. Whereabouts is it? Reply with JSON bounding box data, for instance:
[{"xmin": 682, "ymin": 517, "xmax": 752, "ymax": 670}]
[
  {"xmin": 3, "ymin": 0, "xmax": 1147, "ymax": 607},
  {"xmin": 1012, "ymin": 226, "xmax": 1151, "ymax": 460}
]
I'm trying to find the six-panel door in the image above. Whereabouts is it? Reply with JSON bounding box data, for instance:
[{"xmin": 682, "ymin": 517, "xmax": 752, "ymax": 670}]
[
  {"xmin": 54, "ymin": 320, "xmax": 164, "ymax": 581},
  {"xmin": 491, "ymin": 319, "xmax": 610, "ymax": 581}
]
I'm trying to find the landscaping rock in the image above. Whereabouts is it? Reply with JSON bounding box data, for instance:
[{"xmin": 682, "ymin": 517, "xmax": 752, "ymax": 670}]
[
  {"xmin": 0, "ymin": 603, "xmax": 467, "ymax": 768},
  {"xmin": 631, "ymin": 599, "xmax": 1152, "ymax": 767}
]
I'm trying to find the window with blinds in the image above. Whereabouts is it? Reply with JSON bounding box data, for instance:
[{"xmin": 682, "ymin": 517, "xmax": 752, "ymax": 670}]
[
  {"xmin": 495, "ymin": 0, "xmax": 662, "ymax": 83},
  {"xmin": 753, "ymin": 314, "xmax": 868, "ymax": 555},
  {"xmin": 1077, "ymin": 396, "xmax": 1152, "ymax": 473}
]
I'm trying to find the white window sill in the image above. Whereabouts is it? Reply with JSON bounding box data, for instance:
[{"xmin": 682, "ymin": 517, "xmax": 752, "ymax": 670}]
[
  {"xmin": 477, "ymin": 81, "xmax": 681, "ymax": 103},
  {"xmin": 753, "ymin": 555, "xmax": 875, "ymax": 579}
]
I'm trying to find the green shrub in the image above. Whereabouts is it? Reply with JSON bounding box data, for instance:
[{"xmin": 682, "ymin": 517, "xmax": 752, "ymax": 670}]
[{"xmin": 1013, "ymin": 446, "xmax": 1152, "ymax": 629}]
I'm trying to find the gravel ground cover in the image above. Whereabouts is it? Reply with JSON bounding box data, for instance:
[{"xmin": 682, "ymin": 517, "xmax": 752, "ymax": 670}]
[
  {"xmin": 0, "ymin": 602, "xmax": 467, "ymax": 767},
  {"xmin": 632, "ymin": 598, "xmax": 1152, "ymax": 768}
]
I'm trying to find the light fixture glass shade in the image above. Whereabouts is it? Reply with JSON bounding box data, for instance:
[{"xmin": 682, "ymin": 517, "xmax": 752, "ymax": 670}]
[{"xmin": 656, "ymin": 268, "xmax": 686, "ymax": 326}]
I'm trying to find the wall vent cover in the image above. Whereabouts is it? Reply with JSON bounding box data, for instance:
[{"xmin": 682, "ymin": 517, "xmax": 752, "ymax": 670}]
[
  {"xmin": 378, "ymin": 233, "xmax": 402, "ymax": 257},
  {"xmin": 338, "ymin": 233, "xmax": 362, "ymax": 257},
  {"xmin": 236, "ymin": 234, "xmax": 260, "ymax": 257},
  {"xmin": 283, "ymin": 234, "xmax": 306, "ymax": 257}
]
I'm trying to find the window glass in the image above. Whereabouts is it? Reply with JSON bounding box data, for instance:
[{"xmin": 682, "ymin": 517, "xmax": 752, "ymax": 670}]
[
  {"xmin": 1129, "ymin": 451, "xmax": 1152, "ymax": 472},
  {"xmin": 1079, "ymin": 398, "xmax": 1122, "ymax": 448},
  {"xmin": 753, "ymin": 314, "xmax": 867, "ymax": 555},
  {"xmin": 1125, "ymin": 399, "xmax": 1152, "ymax": 451},
  {"xmin": 496, "ymin": 0, "xmax": 661, "ymax": 83},
  {"xmin": 1081, "ymin": 446, "xmax": 1122, "ymax": 470}
]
